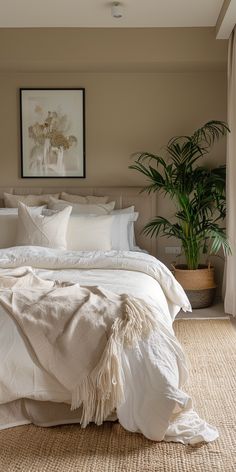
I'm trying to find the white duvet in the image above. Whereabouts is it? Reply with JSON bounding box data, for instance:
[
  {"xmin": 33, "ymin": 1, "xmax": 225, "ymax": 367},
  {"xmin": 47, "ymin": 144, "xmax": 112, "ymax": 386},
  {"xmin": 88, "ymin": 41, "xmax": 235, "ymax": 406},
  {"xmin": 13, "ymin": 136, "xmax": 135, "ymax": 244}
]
[{"xmin": 0, "ymin": 246, "xmax": 218, "ymax": 444}]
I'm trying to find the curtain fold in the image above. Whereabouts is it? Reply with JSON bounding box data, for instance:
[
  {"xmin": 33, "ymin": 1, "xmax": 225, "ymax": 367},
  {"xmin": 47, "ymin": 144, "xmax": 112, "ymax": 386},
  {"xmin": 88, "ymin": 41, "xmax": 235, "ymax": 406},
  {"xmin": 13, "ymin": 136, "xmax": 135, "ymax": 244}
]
[{"xmin": 224, "ymin": 26, "xmax": 236, "ymax": 317}]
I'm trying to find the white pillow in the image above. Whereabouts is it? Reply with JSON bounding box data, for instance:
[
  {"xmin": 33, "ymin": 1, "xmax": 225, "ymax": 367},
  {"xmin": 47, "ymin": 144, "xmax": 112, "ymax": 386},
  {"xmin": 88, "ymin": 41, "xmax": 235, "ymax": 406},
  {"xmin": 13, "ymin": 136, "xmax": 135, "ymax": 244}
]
[
  {"xmin": 0, "ymin": 210, "xmax": 20, "ymax": 248},
  {"xmin": 4, "ymin": 192, "xmax": 60, "ymax": 208},
  {"xmin": 67, "ymin": 214, "xmax": 113, "ymax": 251},
  {"xmin": 111, "ymin": 207, "xmax": 139, "ymax": 250},
  {"xmin": 111, "ymin": 212, "xmax": 138, "ymax": 250},
  {"xmin": 48, "ymin": 197, "xmax": 115, "ymax": 215},
  {"xmin": 112, "ymin": 206, "xmax": 135, "ymax": 214},
  {"xmin": 0, "ymin": 207, "xmax": 45, "ymax": 248},
  {"xmin": 16, "ymin": 202, "xmax": 72, "ymax": 250},
  {"xmin": 60, "ymin": 192, "xmax": 109, "ymax": 204}
]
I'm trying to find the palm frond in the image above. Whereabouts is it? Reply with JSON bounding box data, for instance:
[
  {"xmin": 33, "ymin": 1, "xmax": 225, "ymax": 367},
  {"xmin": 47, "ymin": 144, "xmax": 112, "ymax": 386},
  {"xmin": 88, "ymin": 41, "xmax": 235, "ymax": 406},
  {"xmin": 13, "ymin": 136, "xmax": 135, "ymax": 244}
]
[
  {"xmin": 191, "ymin": 120, "xmax": 229, "ymax": 150},
  {"xmin": 143, "ymin": 217, "xmax": 185, "ymax": 240},
  {"xmin": 204, "ymin": 223, "xmax": 231, "ymax": 255}
]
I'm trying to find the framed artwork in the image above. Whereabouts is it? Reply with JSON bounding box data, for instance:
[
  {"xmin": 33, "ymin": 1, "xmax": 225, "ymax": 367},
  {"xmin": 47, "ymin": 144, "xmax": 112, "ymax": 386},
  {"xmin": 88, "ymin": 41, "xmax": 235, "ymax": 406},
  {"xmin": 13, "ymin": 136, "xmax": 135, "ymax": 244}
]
[{"xmin": 20, "ymin": 88, "xmax": 85, "ymax": 178}]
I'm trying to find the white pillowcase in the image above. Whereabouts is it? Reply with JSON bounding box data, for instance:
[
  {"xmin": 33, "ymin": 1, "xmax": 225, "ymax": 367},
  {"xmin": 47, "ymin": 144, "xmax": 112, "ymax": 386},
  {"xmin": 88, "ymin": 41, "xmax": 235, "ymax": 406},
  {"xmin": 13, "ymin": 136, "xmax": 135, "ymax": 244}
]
[
  {"xmin": 48, "ymin": 197, "xmax": 115, "ymax": 215},
  {"xmin": 4, "ymin": 192, "xmax": 60, "ymax": 208},
  {"xmin": 110, "ymin": 212, "xmax": 138, "ymax": 250},
  {"xmin": 16, "ymin": 202, "xmax": 72, "ymax": 250},
  {"xmin": 67, "ymin": 214, "xmax": 113, "ymax": 251},
  {"xmin": 0, "ymin": 213, "xmax": 17, "ymax": 247},
  {"xmin": 60, "ymin": 192, "xmax": 109, "ymax": 204},
  {"xmin": 111, "ymin": 207, "xmax": 139, "ymax": 250}
]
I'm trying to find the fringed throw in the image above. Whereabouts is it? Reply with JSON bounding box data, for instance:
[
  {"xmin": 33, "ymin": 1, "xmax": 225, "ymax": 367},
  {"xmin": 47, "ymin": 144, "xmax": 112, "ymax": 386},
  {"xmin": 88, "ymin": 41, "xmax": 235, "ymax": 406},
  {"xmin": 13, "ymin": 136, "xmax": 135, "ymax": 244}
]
[{"xmin": 71, "ymin": 295, "xmax": 157, "ymax": 427}]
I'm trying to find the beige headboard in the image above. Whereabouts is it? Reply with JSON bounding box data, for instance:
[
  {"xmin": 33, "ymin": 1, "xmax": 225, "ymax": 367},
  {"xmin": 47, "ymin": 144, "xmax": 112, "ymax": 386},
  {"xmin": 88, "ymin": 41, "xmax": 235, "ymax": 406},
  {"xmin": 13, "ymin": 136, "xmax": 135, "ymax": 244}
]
[{"xmin": 0, "ymin": 187, "xmax": 157, "ymax": 256}]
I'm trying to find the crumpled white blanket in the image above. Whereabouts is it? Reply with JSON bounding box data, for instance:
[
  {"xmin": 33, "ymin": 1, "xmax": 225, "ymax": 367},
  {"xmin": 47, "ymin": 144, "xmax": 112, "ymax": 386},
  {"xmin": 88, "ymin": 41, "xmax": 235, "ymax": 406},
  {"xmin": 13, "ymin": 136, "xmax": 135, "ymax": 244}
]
[
  {"xmin": 0, "ymin": 246, "xmax": 191, "ymax": 313},
  {"xmin": 0, "ymin": 247, "xmax": 218, "ymax": 443}
]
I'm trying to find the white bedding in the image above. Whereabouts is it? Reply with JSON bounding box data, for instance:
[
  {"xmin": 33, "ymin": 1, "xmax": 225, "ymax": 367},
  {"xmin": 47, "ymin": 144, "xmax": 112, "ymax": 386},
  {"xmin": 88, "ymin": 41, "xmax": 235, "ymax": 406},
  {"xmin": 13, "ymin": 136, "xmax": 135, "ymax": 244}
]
[{"xmin": 0, "ymin": 246, "xmax": 218, "ymax": 444}]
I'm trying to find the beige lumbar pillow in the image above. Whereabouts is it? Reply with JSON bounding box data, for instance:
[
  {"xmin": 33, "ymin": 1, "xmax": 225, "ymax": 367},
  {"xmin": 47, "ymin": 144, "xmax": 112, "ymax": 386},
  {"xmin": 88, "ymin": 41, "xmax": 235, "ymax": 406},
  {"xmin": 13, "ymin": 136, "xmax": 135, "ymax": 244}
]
[
  {"xmin": 4, "ymin": 192, "xmax": 60, "ymax": 208},
  {"xmin": 48, "ymin": 197, "xmax": 115, "ymax": 215},
  {"xmin": 60, "ymin": 192, "xmax": 109, "ymax": 204},
  {"xmin": 16, "ymin": 202, "xmax": 72, "ymax": 249}
]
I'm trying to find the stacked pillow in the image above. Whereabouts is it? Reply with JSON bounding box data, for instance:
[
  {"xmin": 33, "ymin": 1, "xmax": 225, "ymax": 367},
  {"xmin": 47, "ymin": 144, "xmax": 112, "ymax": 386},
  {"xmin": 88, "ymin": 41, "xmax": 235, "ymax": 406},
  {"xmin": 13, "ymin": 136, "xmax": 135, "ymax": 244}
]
[
  {"xmin": 66, "ymin": 214, "xmax": 114, "ymax": 251},
  {"xmin": 60, "ymin": 192, "xmax": 109, "ymax": 204},
  {"xmin": 48, "ymin": 196, "xmax": 139, "ymax": 251},
  {"xmin": 3, "ymin": 192, "xmax": 60, "ymax": 207},
  {"xmin": 16, "ymin": 202, "xmax": 72, "ymax": 250},
  {"xmin": 48, "ymin": 196, "xmax": 116, "ymax": 215},
  {"xmin": 110, "ymin": 206, "xmax": 139, "ymax": 251},
  {"xmin": 0, "ymin": 192, "xmax": 140, "ymax": 251}
]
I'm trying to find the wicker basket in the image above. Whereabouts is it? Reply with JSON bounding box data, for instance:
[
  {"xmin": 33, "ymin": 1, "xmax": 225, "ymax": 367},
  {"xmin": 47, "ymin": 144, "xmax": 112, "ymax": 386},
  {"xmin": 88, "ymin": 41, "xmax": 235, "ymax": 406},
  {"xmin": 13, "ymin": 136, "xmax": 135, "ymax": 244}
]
[
  {"xmin": 173, "ymin": 264, "xmax": 216, "ymax": 309},
  {"xmin": 185, "ymin": 288, "xmax": 216, "ymax": 309}
]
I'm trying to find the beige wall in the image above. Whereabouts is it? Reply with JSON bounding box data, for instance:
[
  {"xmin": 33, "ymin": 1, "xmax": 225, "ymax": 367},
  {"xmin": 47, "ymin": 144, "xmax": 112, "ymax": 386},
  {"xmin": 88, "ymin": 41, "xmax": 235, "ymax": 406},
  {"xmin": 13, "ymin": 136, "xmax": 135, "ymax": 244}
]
[
  {"xmin": 0, "ymin": 27, "xmax": 227, "ymax": 73},
  {"xmin": 0, "ymin": 27, "xmax": 228, "ymax": 284},
  {"xmin": 0, "ymin": 70, "xmax": 227, "ymax": 187}
]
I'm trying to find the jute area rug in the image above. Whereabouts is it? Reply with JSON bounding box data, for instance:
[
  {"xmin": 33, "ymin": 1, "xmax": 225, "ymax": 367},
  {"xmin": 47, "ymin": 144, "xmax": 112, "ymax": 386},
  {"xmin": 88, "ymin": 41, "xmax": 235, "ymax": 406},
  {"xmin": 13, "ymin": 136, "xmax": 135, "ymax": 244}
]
[{"xmin": 0, "ymin": 319, "xmax": 235, "ymax": 472}]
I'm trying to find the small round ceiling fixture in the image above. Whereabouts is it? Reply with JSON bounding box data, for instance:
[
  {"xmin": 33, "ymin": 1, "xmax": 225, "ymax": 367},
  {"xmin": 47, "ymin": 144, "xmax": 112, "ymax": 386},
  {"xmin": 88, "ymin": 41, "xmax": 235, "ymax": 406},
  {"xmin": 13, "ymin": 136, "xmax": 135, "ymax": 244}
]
[{"xmin": 111, "ymin": 2, "xmax": 123, "ymax": 19}]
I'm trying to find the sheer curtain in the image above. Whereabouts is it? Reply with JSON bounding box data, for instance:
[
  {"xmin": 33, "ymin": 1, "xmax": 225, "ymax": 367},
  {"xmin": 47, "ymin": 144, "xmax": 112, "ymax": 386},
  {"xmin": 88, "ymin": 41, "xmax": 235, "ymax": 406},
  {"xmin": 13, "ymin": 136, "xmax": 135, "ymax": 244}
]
[{"xmin": 224, "ymin": 26, "xmax": 236, "ymax": 317}]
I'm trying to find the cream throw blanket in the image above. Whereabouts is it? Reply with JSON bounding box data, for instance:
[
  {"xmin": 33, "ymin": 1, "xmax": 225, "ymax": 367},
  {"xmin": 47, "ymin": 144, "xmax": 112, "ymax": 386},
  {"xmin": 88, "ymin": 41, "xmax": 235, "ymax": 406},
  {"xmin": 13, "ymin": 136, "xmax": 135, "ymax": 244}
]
[{"xmin": 0, "ymin": 267, "xmax": 157, "ymax": 427}]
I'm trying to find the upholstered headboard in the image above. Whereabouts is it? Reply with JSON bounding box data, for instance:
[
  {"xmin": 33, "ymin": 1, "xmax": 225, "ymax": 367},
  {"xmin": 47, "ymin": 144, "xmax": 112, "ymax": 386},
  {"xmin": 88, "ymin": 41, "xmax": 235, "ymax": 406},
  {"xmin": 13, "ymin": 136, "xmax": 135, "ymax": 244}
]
[{"xmin": 0, "ymin": 187, "xmax": 157, "ymax": 256}]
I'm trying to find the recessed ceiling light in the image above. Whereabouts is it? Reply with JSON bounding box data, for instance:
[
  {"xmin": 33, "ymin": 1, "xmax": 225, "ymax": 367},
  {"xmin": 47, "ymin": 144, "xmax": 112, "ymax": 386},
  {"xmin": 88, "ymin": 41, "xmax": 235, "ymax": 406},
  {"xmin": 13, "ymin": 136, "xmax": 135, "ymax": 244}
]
[{"xmin": 111, "ymin": 2, "xmax": 123, "ymax": 19}]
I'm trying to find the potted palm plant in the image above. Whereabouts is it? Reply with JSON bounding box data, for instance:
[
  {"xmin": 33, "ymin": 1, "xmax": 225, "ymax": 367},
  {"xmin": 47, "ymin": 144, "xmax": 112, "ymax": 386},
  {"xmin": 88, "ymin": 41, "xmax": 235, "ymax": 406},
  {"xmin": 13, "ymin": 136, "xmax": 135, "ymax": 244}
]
[{"xmin": 129, "ymin": 120, "xmax": 230, "ymax": 308}]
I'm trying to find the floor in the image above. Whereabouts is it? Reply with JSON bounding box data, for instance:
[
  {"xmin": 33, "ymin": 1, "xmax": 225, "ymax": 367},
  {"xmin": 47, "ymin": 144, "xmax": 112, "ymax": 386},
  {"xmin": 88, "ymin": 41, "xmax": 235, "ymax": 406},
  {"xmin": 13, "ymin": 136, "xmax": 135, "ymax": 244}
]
[
  {"xmin": 176, "ymin": 301, "xmax": 228, "ymax": 319},
  {"xmin": 176, "ymin": 301, "xmax": 236, "ymax": 328}
]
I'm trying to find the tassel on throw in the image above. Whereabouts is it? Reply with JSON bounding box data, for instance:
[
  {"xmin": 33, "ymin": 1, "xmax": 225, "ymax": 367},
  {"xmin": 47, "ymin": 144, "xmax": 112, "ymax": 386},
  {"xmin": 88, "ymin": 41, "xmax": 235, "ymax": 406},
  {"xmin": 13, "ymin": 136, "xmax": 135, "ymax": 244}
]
[{"xmin": 71, "ymin": 295, "xmax": 157, "ymax": 427}]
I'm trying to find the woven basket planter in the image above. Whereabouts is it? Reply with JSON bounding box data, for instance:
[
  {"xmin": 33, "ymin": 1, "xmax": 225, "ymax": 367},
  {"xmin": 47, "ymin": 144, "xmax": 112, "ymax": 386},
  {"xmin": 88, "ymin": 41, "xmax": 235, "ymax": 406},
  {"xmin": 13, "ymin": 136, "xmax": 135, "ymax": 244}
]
[{"xmin": 173, "ymin": 264, "xmax": 216, "ymax": 309}]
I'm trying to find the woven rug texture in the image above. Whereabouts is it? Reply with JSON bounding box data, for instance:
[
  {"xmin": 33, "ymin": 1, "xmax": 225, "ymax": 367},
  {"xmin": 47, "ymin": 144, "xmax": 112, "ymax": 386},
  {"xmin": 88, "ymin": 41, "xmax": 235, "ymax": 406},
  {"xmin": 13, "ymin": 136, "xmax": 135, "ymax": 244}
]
[{"xmin": 0, "ymin": 319, "xmax": 235, "ymax": 472}]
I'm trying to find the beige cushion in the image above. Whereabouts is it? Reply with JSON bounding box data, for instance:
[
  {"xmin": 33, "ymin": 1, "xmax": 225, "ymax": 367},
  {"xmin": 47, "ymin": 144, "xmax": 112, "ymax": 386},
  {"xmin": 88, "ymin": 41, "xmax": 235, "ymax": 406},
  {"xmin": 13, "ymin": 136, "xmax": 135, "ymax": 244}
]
[
  {"xmin": 48, "ymin": 197, "xmax": 115, "ymax": 215},
  {"xmin": 16, "ymin": 202, "xmax": 72, "ymax": 249},
  {"xmin": 4, "ymin": 192, "xmax": 60, "ymax": 208},
  {"xmin": 60, "ymin": 192, "xmax": 109, "ymax": 204}
]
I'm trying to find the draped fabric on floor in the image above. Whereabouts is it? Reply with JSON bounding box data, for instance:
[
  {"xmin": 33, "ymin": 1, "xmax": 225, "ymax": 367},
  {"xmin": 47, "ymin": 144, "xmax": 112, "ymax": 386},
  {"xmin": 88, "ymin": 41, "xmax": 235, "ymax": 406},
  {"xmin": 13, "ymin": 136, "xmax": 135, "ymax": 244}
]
[{"xmin": 224, "ymin": 26, "xmax": 236, "ymax": 318}]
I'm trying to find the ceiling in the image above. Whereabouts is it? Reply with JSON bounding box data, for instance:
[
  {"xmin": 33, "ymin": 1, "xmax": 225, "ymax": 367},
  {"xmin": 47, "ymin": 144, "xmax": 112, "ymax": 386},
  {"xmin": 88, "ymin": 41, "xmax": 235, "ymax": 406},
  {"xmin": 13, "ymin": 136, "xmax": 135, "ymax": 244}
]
[
  {"xmin": 0, "ymin": 0, "xmax": 235, "ymax": 38},
  {"xmin": 0, "ymin": 0, "xmax": 224, "ymax": 28}
]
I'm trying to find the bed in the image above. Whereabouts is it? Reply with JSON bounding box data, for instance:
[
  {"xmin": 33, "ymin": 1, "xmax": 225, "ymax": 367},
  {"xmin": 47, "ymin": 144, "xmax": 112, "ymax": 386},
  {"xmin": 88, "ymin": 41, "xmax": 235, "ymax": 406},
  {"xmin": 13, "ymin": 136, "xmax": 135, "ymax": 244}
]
[{"xmin": 0, "ymin": 187, "xmax": 218, "ymax": 444}]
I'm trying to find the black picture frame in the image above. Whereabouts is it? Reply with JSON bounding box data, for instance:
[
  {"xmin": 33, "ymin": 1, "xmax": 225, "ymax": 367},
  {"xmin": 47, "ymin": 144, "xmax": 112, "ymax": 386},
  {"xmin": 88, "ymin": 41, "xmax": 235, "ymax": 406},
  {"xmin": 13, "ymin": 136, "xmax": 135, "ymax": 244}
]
[{"xmin": 20, "ymin": 88, "xmax": 86, "ymax": 178}]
